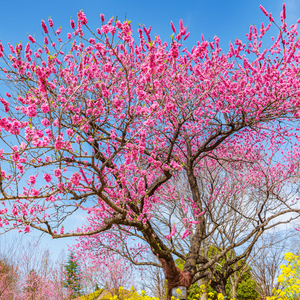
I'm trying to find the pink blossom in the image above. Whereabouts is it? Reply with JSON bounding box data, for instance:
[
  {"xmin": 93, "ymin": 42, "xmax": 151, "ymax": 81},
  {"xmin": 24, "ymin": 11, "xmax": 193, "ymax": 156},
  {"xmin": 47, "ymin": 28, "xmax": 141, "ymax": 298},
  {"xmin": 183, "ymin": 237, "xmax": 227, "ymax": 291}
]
[
  {"xmin": 94, "ymin": 43, "xmax": 103, "ymax": 51},
  {"xmin": 44, "ymin": 173, "xmax": 52, "ymax": 182},
  {"xmin": 170, "ymin": 41, "xmax": 179, "ymax": 59},
  {"xmin": 87, "ymin": 136, "xmax": 94, "ymax": 143},
  {"xmin": 24, "ymin": 225, "xmax": 30, "ymax": 233},
  {"xmin": 30, "ymin": 189, "xmax": 39, "ymax": 196},
  {"xmin": 259, "ymin": 5, "xmax": 269, "ymax": 16},
  {"xmin": 57, "ymin": 182, "xmax": 64, "ymax": 191},
  {"xmin": 12, "ymin": 152, "xmax": 19, "ymax": 162},
  {"xmin": 42, "ymin": 136, "xmax": 50, "ymax": 146},
  {"xmin": 41, "ymin": 20, "xmax": 49, "ymax": 34},
  {"xmin": 54, "ymin": 169, "xmax": 61, "ymax": 178},
  {"xmin": 166, "ymin": 224, "xmax": 176, "ymax": 240},
  {"xmin": 0, "ymin": 98, "xmax": 10, "ymax": 112},
  {"xmin": 70, "ymin": 172, "xmax": 81, "ymax": 186},
  {"xmin": 183, "ymin": 32, "xmax": 190, "ymax": 41},
  {"xmin": 29, "ymin": 174, "xmax": 37, "ymax": 186},
  {"xmin": 27, "ymin": 104, "xmax": 37, "ymax": 117},
  {"xmin": 48, "ymin": 18, "xmax": 54, "ymax": 27},
  {"xmin": 181, "ymin": 228, "xmax": 191, "ymax": 239},
  {"xmin": 89, "ymin": 38, "xmax": 95, "ymax": 44},
  {"xmin": 54, "ymin": 135, "xmax": 64, "ymax": 150},
  {"xmin": 101, "ymin": 25, "xmax": 109, "ymax": 34},
  {"xmin": 28, "ymin": 35, "xmax": 36, "ymax": 43},
  {"xmin": 282, "ymin": 3, "xmax": 286, "ymax": 19},
  {"xmin": 70, "ymin": 19, "xmax": 75, "ymax": 29},
  {"xmin": 41, "ymin": 118, "xmax": 50, "ymax": 127},
  {"xmin": 170, "ymin": 21, "xmax": 176, "ymax": 33},
  {"xmin": 78, "ymin": 11, "xmax": 88, "ymax": 25},
  {"xmin": 53, "ymin": 118, "xmax": 59, "ymax": 127},
  {"xmin": 41, "ymin": 103, "xmax": 50, "ymax": 114},
  {"xmin": 66, "ymin": 128, "xmax": 74, "ymax": 136},
  {"xmin": 16, "ymin": 164, "xmax": 24, "ymax": 173}
]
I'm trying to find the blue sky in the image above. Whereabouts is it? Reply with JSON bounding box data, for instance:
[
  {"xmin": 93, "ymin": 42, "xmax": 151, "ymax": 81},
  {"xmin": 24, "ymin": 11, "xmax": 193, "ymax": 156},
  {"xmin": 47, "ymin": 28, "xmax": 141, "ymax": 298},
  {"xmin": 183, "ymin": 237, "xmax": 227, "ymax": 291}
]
[
  {"xmin": 0, "ymin": 0, "xmax": 300, "ymax": 259},
  {"xmin": 1, "ymin": 0, "xmax": 299, "ymax": 54}
]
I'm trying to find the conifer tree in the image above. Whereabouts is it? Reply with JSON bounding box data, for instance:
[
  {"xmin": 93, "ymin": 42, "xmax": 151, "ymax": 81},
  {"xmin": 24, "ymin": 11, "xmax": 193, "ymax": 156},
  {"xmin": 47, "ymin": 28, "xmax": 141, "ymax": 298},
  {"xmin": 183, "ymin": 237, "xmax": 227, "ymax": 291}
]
[{"xmin": 65, "ymin": 253, "xmax": 82, "ymax": 299}]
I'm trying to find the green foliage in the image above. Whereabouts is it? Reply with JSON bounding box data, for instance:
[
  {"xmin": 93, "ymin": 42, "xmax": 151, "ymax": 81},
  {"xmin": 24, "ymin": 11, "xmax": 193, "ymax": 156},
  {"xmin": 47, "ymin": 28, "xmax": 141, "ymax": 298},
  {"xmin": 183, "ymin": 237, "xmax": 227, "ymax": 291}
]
[
  {"xmin": 235, "ymin": 271, "xmax": 259, "ymax": 300},
  {"xmin": 64, "ymin": 252, "xmax": 82, "ymax": 299},
  {"xmin": 187, "ymin": 282, "xmax": 205, "ymax": 300},
  {"xmin": 175, "ymin": 255, "xmax": 259, "ymax": 300}
]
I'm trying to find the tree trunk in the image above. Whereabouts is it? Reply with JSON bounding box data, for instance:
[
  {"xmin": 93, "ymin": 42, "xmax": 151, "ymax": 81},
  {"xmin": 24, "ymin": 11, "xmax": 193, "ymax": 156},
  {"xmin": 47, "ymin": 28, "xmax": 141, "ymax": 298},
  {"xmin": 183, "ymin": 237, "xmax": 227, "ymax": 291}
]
[
  {"xmin": 198, "ymin": 278, "xmax": 208, "ymax": 300},
  {"xmin": 217, "ymin": 285, "xmax": 227, "ymax": 297},
  {"xmin": 231, "ymin": 282, "xmax": 238, "ymax": 300},
  {"xmin": 209, "ymin": 278, "xmax": 227, "ymax": 298},
  {"xmin": 159, "ymin": 259, "xmax": 193, "ymax": 300}
]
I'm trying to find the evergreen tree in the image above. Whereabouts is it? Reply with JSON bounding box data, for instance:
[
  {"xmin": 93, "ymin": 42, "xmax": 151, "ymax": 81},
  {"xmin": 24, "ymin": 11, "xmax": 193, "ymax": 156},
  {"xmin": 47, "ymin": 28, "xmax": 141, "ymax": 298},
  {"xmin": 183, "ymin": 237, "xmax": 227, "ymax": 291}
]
[{"xmin": 64, "ymin": 252, "xmax": 82, "ymax": 299}]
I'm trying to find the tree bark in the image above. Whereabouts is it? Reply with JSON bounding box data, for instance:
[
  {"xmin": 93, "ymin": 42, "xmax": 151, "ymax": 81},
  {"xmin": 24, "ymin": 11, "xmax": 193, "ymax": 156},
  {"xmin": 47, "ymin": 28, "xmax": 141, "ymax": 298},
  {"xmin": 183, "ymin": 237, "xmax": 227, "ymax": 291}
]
[
  {"xmin": 231, "ymin": 282, "xmax": 238, "ymax": 299},
  {"xmin": 198, "ymin": 279, "xmax": 208, "ymax": 300},
  {"xmin": 159, "ymin": 259, "xmax": 193, "ymax": 300},
  {"xmin": 209, "ymin": 276, "xmax": 227, "ymax": 298}
]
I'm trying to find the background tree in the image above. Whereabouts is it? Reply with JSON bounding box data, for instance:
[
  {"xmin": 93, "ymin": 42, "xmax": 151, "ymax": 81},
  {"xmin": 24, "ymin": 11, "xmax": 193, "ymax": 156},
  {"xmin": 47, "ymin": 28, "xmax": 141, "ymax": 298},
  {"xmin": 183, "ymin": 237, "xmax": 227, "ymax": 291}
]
[
  {"xmin": 267, "ymin": 252, "xmax": 300, "ymax": 300},
  {"xmin": 140, "ymin": 255, "xmax": 167, "ymax": 299},
  {"xmin": 250, "ymin": 231, "xmax": 296, "ymax": 299},
  {"xmin": 65, "ymin": 252, "xmax": 82, "ymax": 299},
  {"xmin": 0, "ymin": 3, "xmax": 300, "ymax": 298},
  {"xmin": 0, "ymin": 236, "xmax": 22, "ymax": 299},
  {"xmin": 22, "ymin": 269, "xmax": 45, "ymax": 300},
  {"xmin": 0, "ymin": 236, "xmax": 72, "ymax": 299},
  {"xmin": 175, "ymin": 253, "xmax": 258, "ymax": 300},
  {"xmin": 227, "ymin": 269, "xmax": 258, "ymax": 300},
  {"xmin": 0, "ymin": 258, "xmax": 18, "ymax": 300},
  {"xmin": 76, "ymin": 252, "xmax": 134, "ymax": 298}
]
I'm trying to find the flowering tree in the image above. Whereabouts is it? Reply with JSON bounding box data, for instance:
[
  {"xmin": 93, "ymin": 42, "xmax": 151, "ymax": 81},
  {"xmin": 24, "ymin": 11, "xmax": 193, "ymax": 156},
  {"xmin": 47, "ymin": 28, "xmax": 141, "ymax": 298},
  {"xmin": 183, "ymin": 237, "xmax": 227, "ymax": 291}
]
[
  {"xmin": 19, "ymin": 268, "xmax": 73, "ymax": 300},
  {"xmin": 0, "ymin": 259, "xmax": 18, "ymax": 300},
  {"xmin": 17, "ymin": 241, "xmax": 73, "ymax": 299},
  {"xmin": 1, "ymin": 2, "xmax": 300, "ymax": 298},
  {"xmin": 79, "ymin": 254, "xmax": 134, "ymax": 298},
  {"xmin": 0, "ymin": 238, "xmax": 73, "ymax": 299}
]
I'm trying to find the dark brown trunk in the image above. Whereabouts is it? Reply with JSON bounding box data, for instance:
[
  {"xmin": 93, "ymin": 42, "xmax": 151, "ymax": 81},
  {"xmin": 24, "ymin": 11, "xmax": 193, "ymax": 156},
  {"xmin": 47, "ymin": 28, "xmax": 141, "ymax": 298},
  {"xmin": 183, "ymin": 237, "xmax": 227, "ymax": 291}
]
[
  {"xmin": 184, "ymin": 164, "xmax": 206, "ymax": 276},
  {"xmin": 209, "ymin": 277, "xmax": 227, "ymax": 297},
  {"xmin": 159, "ymin": 258, "xmax": 193, "ymax": 300}
]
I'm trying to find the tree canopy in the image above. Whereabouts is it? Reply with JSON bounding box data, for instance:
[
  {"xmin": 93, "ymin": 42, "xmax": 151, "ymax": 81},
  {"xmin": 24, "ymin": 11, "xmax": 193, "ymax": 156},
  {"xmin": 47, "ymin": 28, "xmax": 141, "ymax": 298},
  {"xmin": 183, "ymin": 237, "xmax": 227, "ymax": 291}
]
[{"xmin": 0, "ymin": 3, "xmax": 300, "ymax": 298}]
